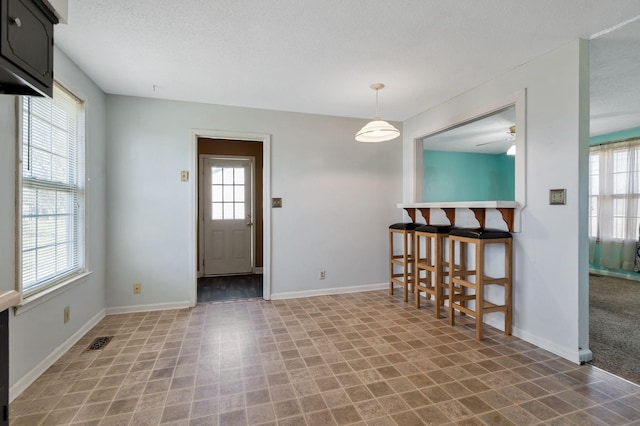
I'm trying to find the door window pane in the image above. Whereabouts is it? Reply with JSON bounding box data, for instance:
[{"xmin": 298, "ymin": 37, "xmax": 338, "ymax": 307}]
[{"xmin": 209, "ymin": 164, "xmax": 247, "ymax": 220}]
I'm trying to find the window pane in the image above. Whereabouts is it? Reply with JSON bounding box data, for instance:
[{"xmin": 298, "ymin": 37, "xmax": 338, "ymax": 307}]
[
  {"xmin": 223, "ymin": 185, "xmax": 234, "ymax": 202},
  {"xmin": 211, "ymin": 185, "xmax": 223, "ymax": 203},
  {"xmin": 234, "ymin": 202, "xmax": 245, "ymax": 219},
  {"xmin": 212, "ymin": 202, "xmax": 223, "ymax": 220},
  {"xmin": 614, "ymin": 151, "xmax": 628, "ymax": 172},
  {"xmin": 52, "ymin": 155, "xmax": 68, "ymax": 183},
  {"xmin": 613, "ymin": 173, "xmax": 628, "ymax": 194},
  {"xmin": 57, "ymin": 191, "xmax": 71, "ymax": 214},
  {"xmin": 223, "ymin": 167, "xmax": 234, "ymax": 185},
  {"xmin": 223, "ymin": 203, "xmax": 234, "ymax": 218},
  {"xmin": 37, "ymin": 246, "xmax": 56, "ymax": 280},
  {"xmin": 234, "ymin": 168, "xmax": 245, "ymax": 184},
  {"xmin": 589, "ymin": 175, "xmax": 599, "ymax": 195},
  {"xmin": 22, "ymin": 218, "xmax": 36, "ymax": 250},
  {"xmin": 31, "ymin": 148, "xmax": 51, "ymax": 180},
  {"xmin": 56, "ymin": 243, "xmax": 71, "ymax": 271},
  {"xmin": 211, "ymin": 167, "xmax": 223, "ymax": 184},
  {"xmin": 234, "ymin": 185, "xmax": 245, "ymax": 202}
]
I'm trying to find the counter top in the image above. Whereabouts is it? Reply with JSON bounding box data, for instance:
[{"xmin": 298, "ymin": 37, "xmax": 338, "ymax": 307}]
[
  {"xmin": 0, "ymin": 290, "xmax": 21, "ymax": 312},
  {"xmin": 398, "ymin": 201, "xmax": 517, "ymax": 209}
]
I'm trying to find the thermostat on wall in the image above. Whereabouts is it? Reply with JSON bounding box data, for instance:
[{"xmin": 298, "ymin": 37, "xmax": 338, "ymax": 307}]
[{"xmin": 549, "ymin": 189, "xmax": 566, "ymax": 205}]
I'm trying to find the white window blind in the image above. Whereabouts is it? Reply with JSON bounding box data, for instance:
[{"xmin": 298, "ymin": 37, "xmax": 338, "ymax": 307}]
[{"xmin": 20, "ymin": 84, "xmax": 85, "ymax": 297}]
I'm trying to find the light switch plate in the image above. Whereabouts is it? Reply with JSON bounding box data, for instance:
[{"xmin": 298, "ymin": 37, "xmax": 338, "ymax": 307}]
[
  {"xmin": 549, "ymin": 188, "xmax": 566, "ymax": 205},
  {"xmin": 180, "ymin": 171, "xmax": 189, "ymax": 182},
  {"xmin": 272, "ymin": 198, "xmax": 282, "ymax": 208}
]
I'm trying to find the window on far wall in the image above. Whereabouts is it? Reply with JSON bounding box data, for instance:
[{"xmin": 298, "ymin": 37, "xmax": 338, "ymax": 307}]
[
  {"xmin": 589, "ymin": 140, "xmax": 640, "ymax": 241},
  {"xmin": 18, "ymin": 83, "xmax": 86, "ymax": 299}
]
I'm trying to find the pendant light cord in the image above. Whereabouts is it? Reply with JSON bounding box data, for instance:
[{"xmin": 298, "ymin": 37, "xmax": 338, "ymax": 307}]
[{"xmin": 375, "ymin": 88, "xmax": 379, "ymax": 118}]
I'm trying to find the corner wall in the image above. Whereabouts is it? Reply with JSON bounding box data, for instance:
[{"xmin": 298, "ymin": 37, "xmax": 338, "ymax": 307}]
[{"xmin": 403, "ymin": 39, "xmax": 591, "ymax": 362}]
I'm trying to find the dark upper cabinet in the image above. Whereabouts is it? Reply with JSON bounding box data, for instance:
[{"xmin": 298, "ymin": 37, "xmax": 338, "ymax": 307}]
[{"xmin": 0, "ymin": 0, "xmax": 58, "ymax": 97}]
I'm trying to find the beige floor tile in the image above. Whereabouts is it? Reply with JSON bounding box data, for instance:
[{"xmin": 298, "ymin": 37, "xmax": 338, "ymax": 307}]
[{"xmin": 7, "ymin": 291, "xmax": 640, "ymax": 425}]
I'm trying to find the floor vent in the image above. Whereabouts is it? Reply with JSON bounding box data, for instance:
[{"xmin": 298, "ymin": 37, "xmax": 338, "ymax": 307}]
[{"xmin": 86, "ymin": 336, "xmax": 114, "ymax": 351}]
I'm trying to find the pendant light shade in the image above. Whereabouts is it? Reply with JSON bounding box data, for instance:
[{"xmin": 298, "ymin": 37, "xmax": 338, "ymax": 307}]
[
  {"xmin": 356, "ymin": 83, "xmax": 400, "ymax": 142},
  {"xmin": 355, "ymin": 118, "xmax": 400, "ymax": 142}
]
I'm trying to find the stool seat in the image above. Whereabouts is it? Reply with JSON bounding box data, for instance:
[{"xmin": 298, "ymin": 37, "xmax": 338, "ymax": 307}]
[
  {"xmin": 449, "ymin": 228, "xmax": 512, "ymax": 239},
  {"xmin": 389, "ymin": 223, "xmax": 421, "ymax": 230},
  {"xmin": 416, "ymin": 224, "xmax": 455, "ymax": 234}
]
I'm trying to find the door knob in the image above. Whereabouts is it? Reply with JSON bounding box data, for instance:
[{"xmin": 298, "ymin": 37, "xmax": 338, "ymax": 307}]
[{"xmin": 10, "ymin": 17, "xmax": 22, "ymax": 27}]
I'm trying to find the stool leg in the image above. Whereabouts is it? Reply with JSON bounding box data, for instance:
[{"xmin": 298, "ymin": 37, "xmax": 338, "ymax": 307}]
[
  {"xmin": 403, "ymin": 231, "xmax": 409, "ymax": 302},
  {"xmin": 434, "ymin": 235, "xmax": 441, "ymax": 318},
  {"xmin": 475, "ymin": 241, "xmax": 483, "ymax": 340},
  {"xmin": 505, "ymin": 238, "xmax": 513, "ymax": 335},
  {"xmin": 415, "ymin": 234, "xmax": 421, "ymax": 309},
  {"xmin": 449, "ymin": 238, "xmax": 455, "ymax": 326},
  {"xmin": 389, "ymin": 230, "xmax": 394, "ymax": 296}
]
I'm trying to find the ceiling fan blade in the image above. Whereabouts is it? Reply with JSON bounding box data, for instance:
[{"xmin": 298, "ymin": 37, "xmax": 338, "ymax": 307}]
[{"xmin": 476, "ymin": 140, "xmax": 500, "ymax": 146}]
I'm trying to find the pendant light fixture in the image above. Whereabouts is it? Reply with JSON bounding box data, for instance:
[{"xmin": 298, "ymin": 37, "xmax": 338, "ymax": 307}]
[{"xmin": 355, "ymin": 83, "xmax": 400, "ymax": 142}]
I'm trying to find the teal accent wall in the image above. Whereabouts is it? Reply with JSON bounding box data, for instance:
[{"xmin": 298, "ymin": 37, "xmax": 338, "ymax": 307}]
[
  {"xmin": 423, "ymin": 151, "xmax": 515, "ymax": 202},
  {"xmin": 590, "ymin": 126, "xmax": 640, "ymax": 145}
]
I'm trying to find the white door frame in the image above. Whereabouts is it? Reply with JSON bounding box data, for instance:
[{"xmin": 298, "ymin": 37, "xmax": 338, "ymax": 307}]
[
  {"xmin": 189, "ymin": 130, "xmax": 271, "ymax": 305},
  {"xmin": 198, "ymin": 154, "xmax": 256, "ymax": 275}
]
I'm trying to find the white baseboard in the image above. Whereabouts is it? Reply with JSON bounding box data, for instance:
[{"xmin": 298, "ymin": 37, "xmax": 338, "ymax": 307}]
[
  {"xmin": 512, "ymin": 325, "xmax": 586, "ymax": 364},
  {"xmin": 271, "ymin": 283, "xmax": 387, "ymax": 300},
  {"xmin": 9, "ymin": 309, "xmax": 106, "ymax": 403},
  {"xmin": 481, "ymin": 315, "xmax": 589, "ymax": 364},
  {"xmin": 105, "ymin": 301, "xmax": 191, "ymax": 315}
]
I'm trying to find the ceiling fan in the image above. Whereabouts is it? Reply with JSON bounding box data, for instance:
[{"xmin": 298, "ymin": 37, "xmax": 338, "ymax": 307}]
[{"xmin": 475, "ymin": 125, "xmax": 516, "ymax": 147}]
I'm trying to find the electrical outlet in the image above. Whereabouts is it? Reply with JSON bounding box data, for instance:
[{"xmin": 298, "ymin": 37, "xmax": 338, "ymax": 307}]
[
  {"xmin": 63, "ymin": 306, "xmax": 70, "ymax": 324},
  {"xmin": 133, "ymin": 283, "xmax": 141, "ymax": 294},
  {"xmin": 320, "ymin": 270, "xmax": 326, "ymax": 280}
]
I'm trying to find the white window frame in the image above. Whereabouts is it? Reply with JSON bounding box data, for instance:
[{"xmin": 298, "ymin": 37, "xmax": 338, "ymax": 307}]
[{"xmin": 15, "ymin": 82, "xmax": 90, "ymax": 310}]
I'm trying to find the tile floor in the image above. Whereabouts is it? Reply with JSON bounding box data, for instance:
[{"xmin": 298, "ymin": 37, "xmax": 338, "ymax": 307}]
[{"xmin": 10, "ymin": 290, "xmax": 640, "ymax": 425}]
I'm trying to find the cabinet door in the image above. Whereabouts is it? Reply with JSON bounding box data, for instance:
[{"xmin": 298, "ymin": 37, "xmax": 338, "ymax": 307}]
[{"xmin": 1, "ymin": 0, "xmax": 53, "ymax": 87}]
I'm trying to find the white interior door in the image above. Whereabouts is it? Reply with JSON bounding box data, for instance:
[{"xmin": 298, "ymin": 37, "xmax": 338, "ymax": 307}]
[{"xmin": 202, "ymin": 157, "xmax": 253, "ymax": 275}]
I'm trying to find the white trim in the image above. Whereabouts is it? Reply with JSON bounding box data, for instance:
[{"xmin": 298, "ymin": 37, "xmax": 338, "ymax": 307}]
[
  {"xmin": 410, "ymin": 89, "xmax": 526, "ymax": 231},
  {"xmin": 513, "ymin": 325, "xmax": 591, "ymax": 364},
  {"xmin": 13, "ymin": 270, "xmax": 93, "ymax": 316},
  {"xmin": 105, "ymin": 301, "xmax": 191, "ymax": 315},
  {"xmin": 482, "ymin": 314, "xmax": 590, "ymax": 364},
  {"xmin": 271, "ymin": 283, "xmax": 387, "ymax": 300},
  {"xmin": 190, "ymin": 129, "xmax": 272, "ymax": 304},
  {"xmin": 9, "ymin": 308, "xmax": 106, "ymax": 402},
  {"xmin": 254, "ymin": 267, "xmax": 264, "ymax": 274}
]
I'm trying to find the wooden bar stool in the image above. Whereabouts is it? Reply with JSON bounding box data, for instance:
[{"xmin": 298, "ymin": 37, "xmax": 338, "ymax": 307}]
[
  {"xmin": 414, "ymin": 224, "xmax": 454, "ymax": 318},
  {"xmin": 448, "ymin": 228, "xmax": 513, "ymax": 340},
  {"xmin": 389, "ymin": 223, "xmax": 420, "ymax": 302}
]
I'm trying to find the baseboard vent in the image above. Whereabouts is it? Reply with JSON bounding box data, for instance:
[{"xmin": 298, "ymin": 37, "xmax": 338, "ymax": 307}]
[{"xmin": 86, "ymin": 336, "xmax": 113, "ymax": 351}]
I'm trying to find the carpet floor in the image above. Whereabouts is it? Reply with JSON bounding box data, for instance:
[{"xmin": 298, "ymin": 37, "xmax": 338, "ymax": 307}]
[{"xmin": 589, "ymin": 273, "xmax": 640, "ymax": 384}]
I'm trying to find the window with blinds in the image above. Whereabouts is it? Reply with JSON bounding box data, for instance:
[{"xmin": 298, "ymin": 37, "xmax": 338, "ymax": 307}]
[{"xmin": 19, "ymin": 83, "xmax": 85, "ymax": 298}]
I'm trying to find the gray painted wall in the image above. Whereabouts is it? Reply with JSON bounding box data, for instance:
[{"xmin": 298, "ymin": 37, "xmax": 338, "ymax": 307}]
[{"xmin": 1, "ymin": 48, "xmax": 107, "ymax": 392}]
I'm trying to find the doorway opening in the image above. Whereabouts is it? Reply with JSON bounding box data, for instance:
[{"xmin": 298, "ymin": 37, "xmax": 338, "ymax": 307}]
[{"xmin": 196, "ymin": 137, "xmax": 265, "ymax": 303}]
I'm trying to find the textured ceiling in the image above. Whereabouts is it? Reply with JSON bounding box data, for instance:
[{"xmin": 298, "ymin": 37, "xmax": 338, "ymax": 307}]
[
  {"xmin": 423, "ymin": 107, "xmax": 515, "ymax": 154},
  {"xmin": 590, "ymin": 16, "xmax": 640, "ymax": 136},
  {"xmin": 54, "ymin": 1, "xmax": 640, "ymax": 126}
]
